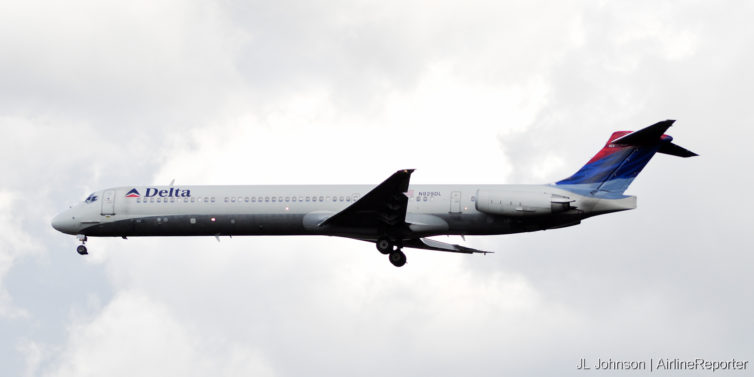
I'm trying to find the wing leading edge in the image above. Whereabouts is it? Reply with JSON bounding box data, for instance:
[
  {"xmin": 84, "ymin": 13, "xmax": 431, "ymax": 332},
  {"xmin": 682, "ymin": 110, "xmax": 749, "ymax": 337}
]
[{"xmin": 319, "ymin": 169, "xmax": 414, "ymax": 229}]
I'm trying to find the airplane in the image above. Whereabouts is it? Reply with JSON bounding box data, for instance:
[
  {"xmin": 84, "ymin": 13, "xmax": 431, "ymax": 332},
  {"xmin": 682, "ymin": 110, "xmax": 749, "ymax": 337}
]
[{"xmin": 51, "ymin": 120, "xmax": 696, "ymax": 267}]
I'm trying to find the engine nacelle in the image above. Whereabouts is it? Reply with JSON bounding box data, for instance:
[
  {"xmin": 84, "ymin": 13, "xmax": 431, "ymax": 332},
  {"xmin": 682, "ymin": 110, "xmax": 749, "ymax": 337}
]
[{"xmin": 475, "ymin": 189, "xmax": 573, "ymax": 216}]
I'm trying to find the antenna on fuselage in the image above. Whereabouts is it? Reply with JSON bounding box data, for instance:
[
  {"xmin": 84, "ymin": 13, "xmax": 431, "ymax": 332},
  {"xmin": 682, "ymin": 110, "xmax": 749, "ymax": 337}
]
[{"xmin": 169, "ymin": 179, "xmax": 175, "ymax": 186}]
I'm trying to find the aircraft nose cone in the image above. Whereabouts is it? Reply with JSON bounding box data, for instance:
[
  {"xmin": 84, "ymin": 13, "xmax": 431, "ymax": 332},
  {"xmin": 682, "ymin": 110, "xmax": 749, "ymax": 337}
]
[{"xmin": 51, "ymin": 212, "xmax": 76, "ymax": 234}]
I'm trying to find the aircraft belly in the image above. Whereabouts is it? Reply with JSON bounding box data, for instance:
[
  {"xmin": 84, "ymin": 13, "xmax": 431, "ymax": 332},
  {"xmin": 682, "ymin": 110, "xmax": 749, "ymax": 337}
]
[
  {"xmin": 81, "ymin": 211, "xmax": 585, "ymax": 239},
  {"xmin": 440, "ymin": 213, "xmax": 514, "ymax": 235},
  {"xmin": 439, "ymin": 212, "xmax": 584, "ymax": 236},
  {"xmin": 82, "ymin": 213, "xmax": 312, "ymax": 237}
]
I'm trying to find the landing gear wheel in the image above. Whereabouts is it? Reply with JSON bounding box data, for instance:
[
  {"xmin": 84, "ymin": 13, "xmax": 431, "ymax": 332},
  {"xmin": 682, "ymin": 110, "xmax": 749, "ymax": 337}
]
[
  {"xmin": 75, "ymin": 234, "xmax": 88, "ymax": 255},
  {"xmin": 388, "ymin": 249, "xmax": 406, "ymax": 267},
  {"xmin": 76, "ymin": 245, "xmax": 88, "ymax": 255},
  {"xmin": 376, "ymin": 237, "xmax": 393, "ymax": 255}
]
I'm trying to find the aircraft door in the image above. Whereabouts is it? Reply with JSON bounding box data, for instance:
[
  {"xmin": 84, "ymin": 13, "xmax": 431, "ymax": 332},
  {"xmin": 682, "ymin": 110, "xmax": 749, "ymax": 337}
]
[
  {"xmin": 450, "ymin": 191, "xmax": 462, "ymax": 213},
  {"xmin": 101, "ymin": 190, "xmax": 115, "ymax": 215}
]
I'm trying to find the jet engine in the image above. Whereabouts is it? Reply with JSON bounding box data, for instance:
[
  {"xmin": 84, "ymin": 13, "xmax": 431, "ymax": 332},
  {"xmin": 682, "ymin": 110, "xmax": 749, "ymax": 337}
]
[{"xmin": 475, "ymin": 189, "xmax": 573, "ymax": 216}]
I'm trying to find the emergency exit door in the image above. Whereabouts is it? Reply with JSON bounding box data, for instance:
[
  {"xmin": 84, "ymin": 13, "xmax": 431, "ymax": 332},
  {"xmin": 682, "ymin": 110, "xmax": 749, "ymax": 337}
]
[
  {"xmin": 450, "ymin": 191, "xmax": 462, "ymax": 213},
  {"xmin": 101, "ymin": 190, "xmax": 115, "ymax": 215}
]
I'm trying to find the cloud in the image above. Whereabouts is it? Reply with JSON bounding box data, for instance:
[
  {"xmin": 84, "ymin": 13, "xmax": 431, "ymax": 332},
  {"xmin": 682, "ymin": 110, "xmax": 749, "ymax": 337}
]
[
  {"xmin": 3, "ymin": 1, "xmax": 754, "ymax": 376},
  {"xmin": 0, "ymin": 0, "xmax": 245, "ymax": 129},
  {"xmin": 40, "ymin": 235, "xmax": 580, "ymax": 376},
  {"xmin": 151, "ymin": 62, "xmax": 548, "ymax": 189},
  {"xmin": 0, "ymin": 191, "xmax": 38, "ymax": 319},
  {"xmin": 36, "ymin": 290, "xmax": 274, "ymax": 377}
]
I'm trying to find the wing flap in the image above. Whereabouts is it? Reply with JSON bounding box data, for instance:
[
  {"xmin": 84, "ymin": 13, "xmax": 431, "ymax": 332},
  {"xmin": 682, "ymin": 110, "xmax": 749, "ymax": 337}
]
[{"xmin": 403, "ymin": 238, "xmax": 493, "ymax": 254}]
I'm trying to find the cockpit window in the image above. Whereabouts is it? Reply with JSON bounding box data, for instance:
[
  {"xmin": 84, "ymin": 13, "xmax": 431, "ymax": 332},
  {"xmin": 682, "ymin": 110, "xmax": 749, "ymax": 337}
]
[{"xmin": 85, "ymin": 193, "xmax": 98, "ymax": 203}]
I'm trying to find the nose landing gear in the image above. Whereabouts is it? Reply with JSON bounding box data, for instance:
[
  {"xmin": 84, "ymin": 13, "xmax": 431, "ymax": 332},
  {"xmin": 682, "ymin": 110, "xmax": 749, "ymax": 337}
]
[
  {"xmin": 76, "ymin": 245, "xmax": 88, "ymax": 255},
  {"xmin": 76, "ymin": 234, "xmax": 88, "ymax": 255}
]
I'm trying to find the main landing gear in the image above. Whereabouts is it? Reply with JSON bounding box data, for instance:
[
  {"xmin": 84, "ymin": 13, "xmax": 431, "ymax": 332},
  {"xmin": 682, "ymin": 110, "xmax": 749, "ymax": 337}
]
[
  {"xmin": 76, "ymin": 234, "xmax": 88, "ymax": 255},
  {"xmin": 376, "ymin": 237, "xmax": 406, "ymax": 267},
  {"xmin": 388, "ymin": 249, "xmax": 406, "ymax": 267}
]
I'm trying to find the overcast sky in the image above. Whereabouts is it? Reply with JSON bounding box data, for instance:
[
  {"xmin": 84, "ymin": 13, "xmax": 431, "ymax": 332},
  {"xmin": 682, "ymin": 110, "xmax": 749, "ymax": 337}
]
[{"xmin": 1, "ymin": 1, "xmax": 753, "ymax": 376}]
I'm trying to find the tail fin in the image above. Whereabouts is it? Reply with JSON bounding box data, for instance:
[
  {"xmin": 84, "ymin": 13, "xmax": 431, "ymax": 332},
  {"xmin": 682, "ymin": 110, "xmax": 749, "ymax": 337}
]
[{"xmin": 556, "ymin": 120, "xmax": 697, "ymax": 196}]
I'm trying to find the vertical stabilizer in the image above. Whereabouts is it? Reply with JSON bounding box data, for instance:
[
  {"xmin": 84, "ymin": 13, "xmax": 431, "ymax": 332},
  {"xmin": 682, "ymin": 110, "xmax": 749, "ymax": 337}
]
[{"xmin": 556, "ymin": 120, "xmax": 696, "ymax": 196}]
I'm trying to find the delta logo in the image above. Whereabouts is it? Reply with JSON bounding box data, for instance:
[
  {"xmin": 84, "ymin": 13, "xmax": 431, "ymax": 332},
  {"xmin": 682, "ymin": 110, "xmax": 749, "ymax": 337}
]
[{"xmin": 125, "ymin": 188, "xmax": 191, "ymax": 198}]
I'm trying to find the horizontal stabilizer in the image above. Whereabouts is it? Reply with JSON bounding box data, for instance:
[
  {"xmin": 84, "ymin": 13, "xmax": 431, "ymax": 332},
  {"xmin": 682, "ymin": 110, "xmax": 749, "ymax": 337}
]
[
  {"xmin": 612, "ymin": 119, "xmax": 675, "ymax": 145},
  {"xmin": 658, "ymin": 142, "xmax": 698, "ymax": 157},
  {"xmin": 403, "ymin": 238, "xmax": 492, "ymax": 254}
]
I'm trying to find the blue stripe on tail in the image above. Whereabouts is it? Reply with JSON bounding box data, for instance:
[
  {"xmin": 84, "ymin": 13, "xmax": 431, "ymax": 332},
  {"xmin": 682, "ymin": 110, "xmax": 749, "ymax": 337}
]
[{"xmin": 556, "ymin": 120, "xmax": 694, "ymax": 197}]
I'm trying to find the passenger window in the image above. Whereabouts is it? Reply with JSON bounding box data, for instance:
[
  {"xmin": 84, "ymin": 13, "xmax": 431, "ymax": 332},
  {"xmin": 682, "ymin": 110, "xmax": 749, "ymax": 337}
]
[
  {"xmin": 156, "ymin": 198, "xmax": 161, "ymax": 203},
  {"xmin": 190, "ymin": 197, "xmax": 195, "ymax": 203},
  {"xmin": 211, "ymin": 197, "xmax": 216, "ymax": 203},
  {"xmin": 231, "ymin": 197, "xmax": 236, "ymax": 203},
  {"xmin": 339, "ymin": 196, "xmax": 344, "ymax": 202},
  {"xmin": 265, "ymin": 197, "xmax": 270, "ymax": 202},
  {"xmin": 245, "ymin": 197, "xmax": 249, "ymax": 203},
  {"xmin": 292, "ymin": 197, "xmax": 296, "ymax": 202},
  {"xmin": 184, "ymin": 198, "xmax": 188, "ymax": 203},
  {"xmin": 204, "ymin": 197, "xmax": 209, "ymax": 203},
  {"xmin": 319, "ymin": 196, "xmax": 324, "ymax": 202},
  {"xmin": 346, "ymin": 196, "xmax": 351, "ymax": 202},
  {"xmin": 285, "ymin": 196, "xmax": 290, "ymax": 202},
  {"xmin": 136, "ymin": 198, "xmax": 141, "ymax": 203},
  {"xmin": 272, "ymin": 197, "xmax": 276, "ymax": 202},
  {"xmin": 278, "ymin": 196, "xmax": 283, "ymax": 202}
]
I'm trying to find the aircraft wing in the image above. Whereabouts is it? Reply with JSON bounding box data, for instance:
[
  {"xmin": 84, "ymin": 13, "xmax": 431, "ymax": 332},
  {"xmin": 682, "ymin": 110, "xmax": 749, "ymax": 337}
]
[
  {"xmin": 319, "ymin": 169, "xmax": 414, "ymax": 228},
  {"xmin": 403, "ymin": 238, "xmax": 493, "ymax": 254}
]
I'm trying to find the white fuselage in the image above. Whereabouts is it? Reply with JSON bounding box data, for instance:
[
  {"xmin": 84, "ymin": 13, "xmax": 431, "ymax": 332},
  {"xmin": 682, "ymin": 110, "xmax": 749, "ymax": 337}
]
[{"xmin": 51, "ymin": 183, "xmax": 636, "ymax": 240}]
